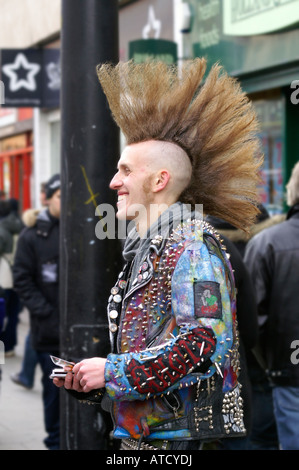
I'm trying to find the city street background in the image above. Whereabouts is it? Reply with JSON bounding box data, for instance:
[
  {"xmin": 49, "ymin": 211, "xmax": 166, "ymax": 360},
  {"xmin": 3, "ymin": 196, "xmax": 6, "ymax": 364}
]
[{"xmin": 0, "ymin": 308, "xmax": 45, "ymax": 450}]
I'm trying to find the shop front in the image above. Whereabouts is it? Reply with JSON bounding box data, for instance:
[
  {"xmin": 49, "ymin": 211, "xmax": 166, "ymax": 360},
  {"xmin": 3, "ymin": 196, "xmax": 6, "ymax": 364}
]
[
  {"xmin": 186, "ymin": 0, "xmax": 299, "ymax": 214},
  {"xmin": 0, "ymin": 108, "xmax": 33, "ymax": 211}
]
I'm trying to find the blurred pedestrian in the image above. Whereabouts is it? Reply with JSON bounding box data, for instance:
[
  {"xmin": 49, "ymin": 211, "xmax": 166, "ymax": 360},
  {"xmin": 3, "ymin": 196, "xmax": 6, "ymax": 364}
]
[
  {"xmin": 13, "ymin": 174, "xmax": 61, "ymax": 450},
  {"xmin": 244, "ymin": 161, "xmax": 299, "ymax": 450},
  {"xmin": 0, "ymin": 199, "xmax": 23, "ymax": 356},
  {"xmin": 11, "ymin": 181, "xmax": 48, "ymax": 389}
]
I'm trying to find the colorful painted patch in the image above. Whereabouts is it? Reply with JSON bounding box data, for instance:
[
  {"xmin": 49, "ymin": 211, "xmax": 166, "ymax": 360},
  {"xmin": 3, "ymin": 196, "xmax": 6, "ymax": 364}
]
[{"xmin": 193, "ymin": 281, "xmax": 222, "ymax": 320}]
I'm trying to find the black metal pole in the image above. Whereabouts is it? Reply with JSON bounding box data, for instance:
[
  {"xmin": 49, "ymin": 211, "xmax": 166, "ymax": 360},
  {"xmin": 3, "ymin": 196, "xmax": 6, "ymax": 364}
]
[{"xmin": 60, "ymin": 0, "xmax": 120, "ymax": 450}]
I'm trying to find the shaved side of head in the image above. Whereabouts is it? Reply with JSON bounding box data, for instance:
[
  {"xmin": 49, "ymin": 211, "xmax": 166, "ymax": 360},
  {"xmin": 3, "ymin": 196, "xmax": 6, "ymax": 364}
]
[{"xmin": 140, "ymin": 140, "xmax": 192, "ymax": 200}]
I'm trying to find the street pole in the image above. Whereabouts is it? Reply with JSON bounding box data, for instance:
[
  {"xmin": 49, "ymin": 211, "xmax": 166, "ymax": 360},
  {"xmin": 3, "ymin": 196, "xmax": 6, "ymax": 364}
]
[{"xmin": 60, "ymin": 0, "xmax": 120, "ymax": 450}]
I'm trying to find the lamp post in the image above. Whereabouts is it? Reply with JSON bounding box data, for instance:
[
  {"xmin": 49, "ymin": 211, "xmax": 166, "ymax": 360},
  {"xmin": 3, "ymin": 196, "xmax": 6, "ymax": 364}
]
[{"xmin": 60, "ymin": 0, "xmax": 120, "ymax": 450}]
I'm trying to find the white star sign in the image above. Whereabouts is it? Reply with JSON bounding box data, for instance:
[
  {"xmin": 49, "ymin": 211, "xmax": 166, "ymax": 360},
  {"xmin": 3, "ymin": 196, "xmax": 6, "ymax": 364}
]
[{"xmin": 2, "ymin": 53, "xmax": 41, "ymax": 92}]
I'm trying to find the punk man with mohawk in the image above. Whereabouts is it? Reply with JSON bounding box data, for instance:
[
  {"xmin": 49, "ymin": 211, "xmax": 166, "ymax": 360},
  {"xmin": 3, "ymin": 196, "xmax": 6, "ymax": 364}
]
[{"xmin": 54, "ymin": 59, "xmax": 262, "ymax": 450}]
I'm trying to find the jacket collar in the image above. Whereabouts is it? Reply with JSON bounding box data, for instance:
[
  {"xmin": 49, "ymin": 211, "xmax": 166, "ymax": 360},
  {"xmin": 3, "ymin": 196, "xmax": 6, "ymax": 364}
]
[
  {"xmin": 287, "ymin": 203, "xmax": 299, "ymax": 220},
  {"xmin": 36, "ymin": 209, "xmax": 59, "ymax": 237}
]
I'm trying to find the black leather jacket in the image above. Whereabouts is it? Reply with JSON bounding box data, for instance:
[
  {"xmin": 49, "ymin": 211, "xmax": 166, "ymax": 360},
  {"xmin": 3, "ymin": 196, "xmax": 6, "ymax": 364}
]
[{"xmin": 244, "ymin": 204, "xmax": 299, "ymax": 386}]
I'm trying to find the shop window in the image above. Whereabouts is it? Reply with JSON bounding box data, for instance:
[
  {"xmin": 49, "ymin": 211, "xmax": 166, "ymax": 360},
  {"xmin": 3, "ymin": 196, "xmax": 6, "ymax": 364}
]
[{"xmin": 251, "ymin": 91, "xmax": 285, "ymax": 215}]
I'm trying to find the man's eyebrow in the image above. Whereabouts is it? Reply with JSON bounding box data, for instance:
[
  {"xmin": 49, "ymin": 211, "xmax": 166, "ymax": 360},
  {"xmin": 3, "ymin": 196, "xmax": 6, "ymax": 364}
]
[{"xmin": 117, "ymin": 161, "xmax": 130, "ymax": 170}]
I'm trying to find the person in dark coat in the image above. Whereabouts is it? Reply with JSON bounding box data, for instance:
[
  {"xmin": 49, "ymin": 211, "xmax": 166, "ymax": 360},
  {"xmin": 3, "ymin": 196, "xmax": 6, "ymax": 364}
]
[
  {"xmin": 10, "ymin": 181, "xmax": 49, "ymax": 389},
  {"xmin": 244, "ymin": 162, "xmax": 299, "ymax": 450},
  {"xmin": 0, "ymin": 199, "xmax": 23, "ymax": 356},
  {"xmin": 13, "ymin": 174, "xmax": 61, "ymax": 450}
]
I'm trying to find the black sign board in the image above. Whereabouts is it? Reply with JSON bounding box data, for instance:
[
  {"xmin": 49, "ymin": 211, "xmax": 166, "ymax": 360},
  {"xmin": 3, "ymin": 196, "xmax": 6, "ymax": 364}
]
[
  {"xmin": 0, "ymin": 48, "xmax": 60, "ymax": 108},
  {"xmin": 42, "ymin": 49, "xmax": 60, "ymax": 108}
]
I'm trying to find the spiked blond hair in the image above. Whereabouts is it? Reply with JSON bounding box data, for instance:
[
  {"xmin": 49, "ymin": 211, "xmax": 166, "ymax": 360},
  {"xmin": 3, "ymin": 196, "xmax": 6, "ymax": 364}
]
[
  {"xmin": 286, "ymin": 161, "xmax": 299, "ymax": 206},
  {"xmin": 97, "ymin": 59, "xmax": 262, "ymax": 231}
]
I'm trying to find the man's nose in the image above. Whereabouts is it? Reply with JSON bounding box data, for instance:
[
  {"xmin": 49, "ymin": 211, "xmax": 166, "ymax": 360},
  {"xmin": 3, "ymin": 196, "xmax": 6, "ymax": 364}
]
[{"xmin": 109, "ymin": 172, "xmax": 122, "ymax": 190}]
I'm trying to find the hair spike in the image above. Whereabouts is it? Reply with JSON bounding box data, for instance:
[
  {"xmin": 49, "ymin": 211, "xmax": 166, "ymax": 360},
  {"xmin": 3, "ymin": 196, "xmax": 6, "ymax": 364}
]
[
  {"xmin": 286, "ymin": 161, "xmax": 299, "ymax": 206},
  {"xmin": 97, "ymin": 59, "xmax": 263, "ymax": 231}
]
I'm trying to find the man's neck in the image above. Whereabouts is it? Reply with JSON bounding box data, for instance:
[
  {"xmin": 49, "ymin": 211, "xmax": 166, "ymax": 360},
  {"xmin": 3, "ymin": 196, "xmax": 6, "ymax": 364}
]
[
  {"xmin": 135, "ymin": 202, "xmax": 171, "ymax": 238},
  {"xmin": 135, "ymin": 200, "xmax": 181, "ymax": 238}
]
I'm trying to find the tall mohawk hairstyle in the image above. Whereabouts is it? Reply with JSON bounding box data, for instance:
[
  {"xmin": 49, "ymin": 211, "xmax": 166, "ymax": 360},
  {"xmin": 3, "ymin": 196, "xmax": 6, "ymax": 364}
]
[{"xmin": 97, "ymin": 59, "xmax": 262, "ymax": 232}]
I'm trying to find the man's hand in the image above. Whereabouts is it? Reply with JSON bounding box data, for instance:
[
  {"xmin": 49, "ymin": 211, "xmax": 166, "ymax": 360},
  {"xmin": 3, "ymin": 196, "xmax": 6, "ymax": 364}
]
[{"xmin": 53, "ymin": 357, "xmax": 107, "ymax": 393}]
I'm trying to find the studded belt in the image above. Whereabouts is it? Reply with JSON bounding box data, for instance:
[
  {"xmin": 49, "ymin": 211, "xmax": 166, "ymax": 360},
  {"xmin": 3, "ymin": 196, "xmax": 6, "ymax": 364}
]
[{"xmin": 120, "ymin": 438, "xmax": 169, "ymax": 451}]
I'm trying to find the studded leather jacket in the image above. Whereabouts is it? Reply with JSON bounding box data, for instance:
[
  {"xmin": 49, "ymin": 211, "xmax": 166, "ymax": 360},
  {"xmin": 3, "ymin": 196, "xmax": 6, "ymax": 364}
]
[{"xmin": 102, "ymin": 213, "xmax": 245, "ymax": 442}]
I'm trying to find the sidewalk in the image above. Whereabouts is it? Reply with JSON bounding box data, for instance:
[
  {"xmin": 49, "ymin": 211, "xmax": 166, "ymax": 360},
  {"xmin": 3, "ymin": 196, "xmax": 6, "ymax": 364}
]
[{"xmin": 0, "ymin": 309, "xmax": 46, "ymax": 450}]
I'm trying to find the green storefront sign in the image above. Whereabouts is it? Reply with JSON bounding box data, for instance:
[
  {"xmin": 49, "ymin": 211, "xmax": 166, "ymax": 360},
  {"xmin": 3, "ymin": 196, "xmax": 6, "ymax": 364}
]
[
  {"xmin": 224, "ymin": 0, "xmax": 299, "ymax": 36},
  {"xmin": 129, "ymin": 39, "xmax": 177, "ymax": 64},
  {"xmin": 190, "ymin": 0, "xmax": 299, "ymax": 86}
]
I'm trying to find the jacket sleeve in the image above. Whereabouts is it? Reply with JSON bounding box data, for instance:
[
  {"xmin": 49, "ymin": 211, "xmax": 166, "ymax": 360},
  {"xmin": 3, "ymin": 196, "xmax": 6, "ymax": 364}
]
[
  {"xmin": 243, "ymin": 234, "xmax": 273, "ymax": 320},
  {"xmin": 104, "ymin": 239, "xmax": 234, "ymax": 401},
  {"xmin": 224, "ymin": 237, "xmax": 258, "ymax": 350},
  {"xmin": 12, "ymin": 232, "xmax": 54, "ymax": 317}
]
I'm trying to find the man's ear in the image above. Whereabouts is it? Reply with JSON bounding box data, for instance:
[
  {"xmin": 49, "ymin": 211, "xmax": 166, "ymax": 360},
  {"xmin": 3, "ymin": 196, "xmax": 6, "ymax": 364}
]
[{"xmin": 152, "ymin": 170, "xmax": 170, "ymax": 193}]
